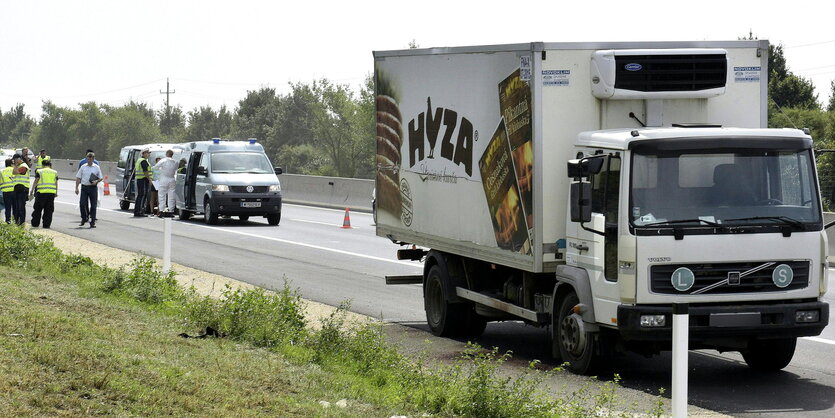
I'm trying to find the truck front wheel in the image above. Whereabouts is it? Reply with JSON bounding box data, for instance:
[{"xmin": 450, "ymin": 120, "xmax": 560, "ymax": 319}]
[
  {"xmin": 555, "ymin": 292, "xmax": 601, "ymax": 375},
  {"xmin": 742, "ymin": 338, "xmax": 796, "ymax": 371},
  {"xmin": 424, "ymin": 265, "xmax": 485, "ymax": 338}
]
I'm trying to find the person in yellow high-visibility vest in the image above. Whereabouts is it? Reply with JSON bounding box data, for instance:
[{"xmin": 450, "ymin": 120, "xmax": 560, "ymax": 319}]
[
  {"xmin": 11, "ymin": 153, "xmax": 29, "ymax": 225},
  {"xmin": 30, "ymin": 159, "xmax": 57, "ymax": 228},
  {"xmin": 34, "ymin": 149, "xmax": 51, "ymax": 175},
  {"xmin": 0, "ymin": 159, "xmax": 15, "ymax": 224},
  {"xmin": 133, "ymin": 148, "xmax": 152, "ymax": 217}
]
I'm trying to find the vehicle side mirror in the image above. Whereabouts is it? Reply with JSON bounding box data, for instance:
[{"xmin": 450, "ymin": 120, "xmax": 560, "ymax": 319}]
[
  {"xmin": 196, "ymin": 166, "xmax": 207, "ymax": 176},
  {"xmin": 274, "ymin": 167, "xmax": 283, "ymax": 175},
  {"xmin": 570, "ymin": 182, "xmax": 592, "ymax": 223},
  {"xmin": 567, "ymin": 156, "xmax": 605, "ymax": 178}
]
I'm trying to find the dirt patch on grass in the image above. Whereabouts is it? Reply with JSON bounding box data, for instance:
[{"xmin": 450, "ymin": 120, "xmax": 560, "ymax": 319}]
[{"xmin": 32, "ymin": 228, "xmax": 371, "ymax": 329}]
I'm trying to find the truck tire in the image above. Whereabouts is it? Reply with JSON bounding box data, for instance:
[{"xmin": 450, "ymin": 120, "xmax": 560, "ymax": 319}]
[
  {"xmin": 119, "ymin": 200, "xmax": 130, "ymax": 211},
  {"xmin": 555, "ymin": 292, "xmax": 601, "ymax": 375},
  {"xmin": 204, "ymin": 200, "xmax": 218, "ymax": 225},
  {"xmin": 742, "ymin": 338, "xmax": 796, "ymax": 371},
  {"xmin": 267, "ymin": 212, "xmax": 281, "ymax": 226},
  {"xmin": 425, "ymin": 265, "xmax": 485, "ymax": 337}
]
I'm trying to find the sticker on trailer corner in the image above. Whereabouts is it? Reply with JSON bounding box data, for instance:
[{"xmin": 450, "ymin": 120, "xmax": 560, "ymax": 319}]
[
  {"xmin": 734, "ymin": 66, "xmax": 761, "ymax": 83},
  {"xmin": 543, "ymin": 70, "xmax": 570, "ymax": 86}
]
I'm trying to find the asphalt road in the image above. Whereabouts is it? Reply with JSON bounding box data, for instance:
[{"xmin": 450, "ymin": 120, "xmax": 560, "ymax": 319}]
[{"xmin": 29, "ymin": 181, "xmax": 835, "ymax": 416}]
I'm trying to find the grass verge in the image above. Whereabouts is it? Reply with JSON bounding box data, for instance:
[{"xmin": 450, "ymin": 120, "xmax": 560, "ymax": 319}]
[{"xmin": 0, "ymin": 225, "xmax": 664, "ymax": 416}]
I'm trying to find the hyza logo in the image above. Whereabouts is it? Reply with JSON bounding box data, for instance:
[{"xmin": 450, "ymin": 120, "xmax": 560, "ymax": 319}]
[{"xmin": 407, "ymin": 97, "xmax": 474, "ymax": 176}]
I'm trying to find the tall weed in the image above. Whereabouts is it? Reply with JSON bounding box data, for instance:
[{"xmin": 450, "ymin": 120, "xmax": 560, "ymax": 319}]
[{"xmin": 101, "ymin": 257, "xmax": 183, "ymax": 304}]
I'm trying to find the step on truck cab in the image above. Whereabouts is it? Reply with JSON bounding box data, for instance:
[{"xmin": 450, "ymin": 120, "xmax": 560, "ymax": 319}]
[
  {"xmin": 175, "ymin": 138, "xmax": 283, "ymax": 225},
  {"xmin": 374, "ymin": 40, "xmax": 830, "ymax": 374}
]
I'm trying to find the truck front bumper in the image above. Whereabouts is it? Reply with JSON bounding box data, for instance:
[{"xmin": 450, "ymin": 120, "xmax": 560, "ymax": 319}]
[{"xmin": 618, "ymin": 300, "xmax": 828, "ymax": 342}]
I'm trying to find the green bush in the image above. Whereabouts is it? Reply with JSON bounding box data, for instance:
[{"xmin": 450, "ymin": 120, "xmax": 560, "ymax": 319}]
[
  {"xmin": 183, "ymin": 281, "xmax": 308, "ymax": 347},
  {"xmin": 101, "ymin": 256, "xmax": 183, "ymax": 304}
]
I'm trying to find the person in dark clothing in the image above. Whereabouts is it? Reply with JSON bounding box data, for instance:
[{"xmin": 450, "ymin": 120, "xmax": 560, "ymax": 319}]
[
  {"xmin": 11, "ymin": 154, "xmax": 29, "ymax": 225},
  {"xmin": 0, "ymin": 159, "xmax": 15, "ymax": 224},
  {"xmin": 133, "ymin": 149, "xmax": 152, "ymax": 217},
  {"xmin": 30, "ymin": 160, "xmax": 58, "ymax": 228}
]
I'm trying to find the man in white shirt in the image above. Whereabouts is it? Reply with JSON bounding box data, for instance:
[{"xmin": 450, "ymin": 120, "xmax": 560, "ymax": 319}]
[
  {"xmin": 75, "ymin": 152, "xmax": 103, "ymax": 228},
  {"xmin": 153, "ymin": 149, "xmax": 179, "ymax": 214}
]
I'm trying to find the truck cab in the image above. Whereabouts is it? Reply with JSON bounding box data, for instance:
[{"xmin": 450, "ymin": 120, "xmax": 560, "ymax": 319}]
[
  {"xmin": 175, "ymin": 139, "xmax": 283, "ymax": 225},
  {"xmin": 563, "ymin": 127, "xmax": 828, "ymax": 371}
]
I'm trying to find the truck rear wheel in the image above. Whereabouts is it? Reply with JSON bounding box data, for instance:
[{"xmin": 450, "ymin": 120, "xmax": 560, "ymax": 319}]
[
  {"xmin": 555, "ymin": 292, "xmax": 601, "ymax": 375},
  {"xmin": 742, "ymin": 338, "xmax": 796, "ymax": 371},
  {"xmin": 424, "ymin": 265, "xmax": 485, "ymax": 338}
]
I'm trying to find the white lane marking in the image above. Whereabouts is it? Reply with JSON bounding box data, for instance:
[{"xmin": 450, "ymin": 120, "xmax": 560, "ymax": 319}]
[
  {"xmin": 55, "ymin": 200, "xmax": 417, "ymax": 268},
  {"xmin": 291, "ymin": 218, "xmax": 360, "ymax": 228},
  {"xmin": 802, "ymin": 336, "xmax": 835, "ymax": 346}
]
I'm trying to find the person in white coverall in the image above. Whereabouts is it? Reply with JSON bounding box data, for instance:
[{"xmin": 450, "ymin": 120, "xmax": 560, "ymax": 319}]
[{"xmin": 153, "ymin": 149, "xmax": 179, "ymax": 213}]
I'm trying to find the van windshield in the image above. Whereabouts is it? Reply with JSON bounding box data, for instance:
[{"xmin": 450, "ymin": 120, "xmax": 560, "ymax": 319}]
[{"xmin": 210, "ymin": 152, "xmax": 273, "ymax": 174}]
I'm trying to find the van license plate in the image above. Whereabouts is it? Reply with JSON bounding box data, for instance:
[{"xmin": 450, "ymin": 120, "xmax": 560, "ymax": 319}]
[{"xmin": 241, "ymin": 202, "xmax": 261, "ymax": 208}]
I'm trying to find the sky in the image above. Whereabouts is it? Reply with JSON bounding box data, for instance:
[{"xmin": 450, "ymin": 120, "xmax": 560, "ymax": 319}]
[{"xmin": 2, "ymin": 0, "xmax": 834, "ymax": 119}]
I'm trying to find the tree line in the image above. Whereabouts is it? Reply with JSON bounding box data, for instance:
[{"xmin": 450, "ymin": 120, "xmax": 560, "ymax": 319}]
[
  {"xmin": 1, "ymin": 43, "xmax": 835, "ymax": 184},
  {"xmin": 0, "ymin": 77, "xmax": 375, "ymax": 179}
]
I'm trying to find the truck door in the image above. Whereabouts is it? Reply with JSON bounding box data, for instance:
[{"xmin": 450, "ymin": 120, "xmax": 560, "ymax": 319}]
[
  {"xmin": 183, "ymin": 151, "xmax": 202, "ymax": 210},
  {"xmin": 573, "ymin": 153, "xmax": 621, "ymax": 316}
]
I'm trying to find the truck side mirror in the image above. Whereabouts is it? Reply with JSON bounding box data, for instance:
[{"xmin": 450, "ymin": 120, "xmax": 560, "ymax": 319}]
[
  {"xmin": 567, "ymin": 156, "xmax": 605, "ymax": 178},
  {"xmin": 274, "ymin": 167, "xmax": 283, "ymax": 175},
  {"xmin": 196, "ymin": 166, "xmax": 208, "ymax": 176},
  {"xmin": 570, "ymin": 182, "xmax": 592, "ymax": 223}
]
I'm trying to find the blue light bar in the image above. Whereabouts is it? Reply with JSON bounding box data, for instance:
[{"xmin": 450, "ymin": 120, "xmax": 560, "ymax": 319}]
[
  {"xmin": 212, "ymin": 138, "xmax": 221, "ymax": 144},
  {"xmin": 248, "ymin": 138, "xmax": 257, "ymax": 144}
]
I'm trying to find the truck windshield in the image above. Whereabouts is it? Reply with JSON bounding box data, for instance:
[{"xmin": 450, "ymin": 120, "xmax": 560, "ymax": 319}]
[
  {"xmin": 210, "ymin": 152, "xmax": 273, "ymax": 174},
  {"xmin": 630, "ymin": 148, "xmax": 821, "ymax": 229}
]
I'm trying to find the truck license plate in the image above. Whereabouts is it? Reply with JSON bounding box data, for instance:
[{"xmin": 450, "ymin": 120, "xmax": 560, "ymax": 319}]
[{"xmin": 241, "ymin": 202, "xmax": 261, "ymax": 208}]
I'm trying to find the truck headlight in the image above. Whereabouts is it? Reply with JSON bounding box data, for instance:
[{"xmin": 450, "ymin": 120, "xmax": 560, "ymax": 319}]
[
  {"xmin": 212, "ymin": 185, "xmax": 229, "ymax": 192},
  {"xmin": 640, "ymin": 315, "xmax": 666, "ymax": 327},
  {"xmin": 795, "ymin": 310, "xmax": 820, "ymax": 323},
  {"xmin": 269, "ymin": 184, "xmax": 281, "ymax": 192}
]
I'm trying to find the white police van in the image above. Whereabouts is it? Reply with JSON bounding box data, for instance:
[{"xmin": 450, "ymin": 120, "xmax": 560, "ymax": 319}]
[
  {"xmin": 116, "ymin": 143, "xmax": 186, "ymax": 210},
  {"xmin": 175, "ymin": 138, "xmax": 282, "ymax": 225}
]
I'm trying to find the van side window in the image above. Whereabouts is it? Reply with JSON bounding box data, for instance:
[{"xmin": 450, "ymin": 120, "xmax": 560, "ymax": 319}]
[{"xmin": 118, "ymin": 148, "xmax": 129, "ymax": 169}]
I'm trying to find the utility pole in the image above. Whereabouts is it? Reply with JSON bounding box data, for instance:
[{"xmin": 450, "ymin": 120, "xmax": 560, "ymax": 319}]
[{"xmin": 160, "ymin": 78, "xmax": 176, "ymax": 135}]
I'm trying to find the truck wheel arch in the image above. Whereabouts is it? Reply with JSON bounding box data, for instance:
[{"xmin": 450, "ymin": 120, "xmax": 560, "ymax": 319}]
[
  {"xmin": 423, "ymin": 250, "xmax": 466, "ymax": 304},
  {"xmin": 553, "ymin": 265, "xmax": 597, "ymax": 325}
]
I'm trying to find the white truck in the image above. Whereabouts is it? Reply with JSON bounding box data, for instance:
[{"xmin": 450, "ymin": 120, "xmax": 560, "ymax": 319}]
[{"xmin": 374, "ymin": 40, "xmax": 830, "ymax": 374}]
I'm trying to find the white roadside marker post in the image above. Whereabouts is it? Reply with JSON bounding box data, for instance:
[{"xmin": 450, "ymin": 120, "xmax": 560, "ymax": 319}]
[
  {"xmin": 163, "ymin": 217, "xmax": 172, "ymax": 274},
  {"xmin": 672, "ymin": 303, "xmax": 689, "ymax": 417}
]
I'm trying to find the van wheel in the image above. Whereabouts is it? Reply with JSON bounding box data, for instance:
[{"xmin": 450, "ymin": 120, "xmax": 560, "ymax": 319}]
[
  {"xmin": 179, "ymin": 209, "xmax": 191, "ymax": 221},
  {"xmin": 742, "ymin": 338, "xmax": 796, "ymax": 371},
  {"xmin": 239, "ymin": 215, "xmax": 249, "ymax": 221},
  {"xmin": 555, "ymin": 292, "xmax": 601, "ymax": 375},
  {"xmin": 119, "ymin": 200, "xmax": 130, "ymax": 211},
  {"xmin": 267, "ymin": 212, "xmax": 280, "ymax": 226},
  {"xmin": 204, "ymin": 200, "xmax": 218, "ymax": 225}
]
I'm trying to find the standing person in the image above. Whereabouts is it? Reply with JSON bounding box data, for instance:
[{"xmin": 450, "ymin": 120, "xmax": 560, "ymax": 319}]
[
  {"xmin": 20, "ymin": 147, "xmax": 33, "ymax": 167},
  {"xmin": 148, "ymin": 156, "xmax": 161, "ymax": 216},
  {"xmin": 30, "ymin": 160, "xmax": 57, "ymax": 228},
  {"xmin": 154, "ymin": 149, "xmax": 179, "ymax": 214},
  {"xmin": 0, "ymin": 159, "xmax": 15, "ymax": 224},
  {"xmin": 133, "ymin": 148, "xmax": 152, "ymax": 217},
  {"xmin": 34, "ymin": 149, "xmax": 51, "ymax": 175},
  {"xmin": 75, "ymin": 152, "xmax": 103, "ymax": 228},
  {"xmin": 79, "ymin": 149, "xmax": 100, "ymax": 166},
  {"xmin": 11, "ymin": 154, "xmax": 29, "ymax": 225}
]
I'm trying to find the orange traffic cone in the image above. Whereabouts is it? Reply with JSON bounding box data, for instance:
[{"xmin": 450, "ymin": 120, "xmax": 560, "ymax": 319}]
[
  {"xmin": 103, "ymin": 176, "xmax": 111, "ymax": 195},
  {"xmin": 341, "ymin": 208, "xmax": 352, "ymax": 229}
]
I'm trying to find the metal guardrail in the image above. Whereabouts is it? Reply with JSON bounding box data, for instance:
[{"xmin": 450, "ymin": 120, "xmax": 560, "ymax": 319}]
[{"xmin": 48, "ymin": 159, "xmax": 375, "ymax": 213}]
